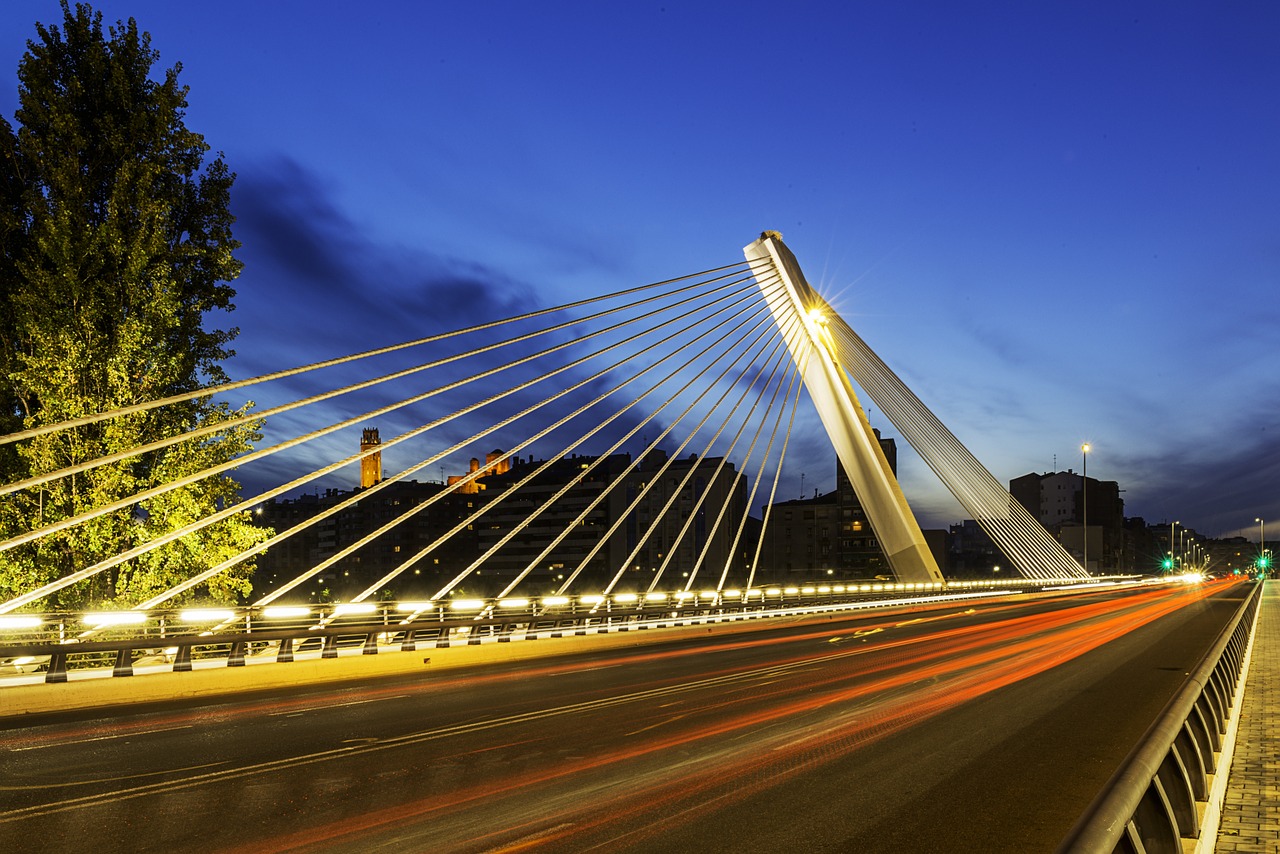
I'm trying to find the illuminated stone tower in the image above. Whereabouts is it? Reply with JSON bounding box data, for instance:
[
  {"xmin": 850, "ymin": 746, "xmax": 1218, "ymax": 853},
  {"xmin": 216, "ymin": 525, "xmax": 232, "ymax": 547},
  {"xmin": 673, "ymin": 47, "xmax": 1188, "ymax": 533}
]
[{"xmin": 360, "ymin": 428, "xmax": 382, "ymax": 488}]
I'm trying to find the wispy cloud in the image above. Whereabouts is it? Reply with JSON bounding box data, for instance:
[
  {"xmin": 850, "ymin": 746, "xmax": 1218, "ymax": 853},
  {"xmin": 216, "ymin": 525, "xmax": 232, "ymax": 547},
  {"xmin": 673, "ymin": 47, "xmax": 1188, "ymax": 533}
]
[{"xmin": 229, "ymin": 156, "xmax": 539, "ymax": 364}]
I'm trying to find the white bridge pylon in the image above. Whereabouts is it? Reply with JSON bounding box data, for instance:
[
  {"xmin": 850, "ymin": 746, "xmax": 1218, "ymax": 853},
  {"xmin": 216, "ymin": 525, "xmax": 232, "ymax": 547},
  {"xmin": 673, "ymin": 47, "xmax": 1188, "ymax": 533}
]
[
  {"xmin": 744, "ymin": 231, "xmax": 1089, "ymax": 582},
  {"xmin": 745, "ymin": 233, "xmax": 943, "ymax": 583}
]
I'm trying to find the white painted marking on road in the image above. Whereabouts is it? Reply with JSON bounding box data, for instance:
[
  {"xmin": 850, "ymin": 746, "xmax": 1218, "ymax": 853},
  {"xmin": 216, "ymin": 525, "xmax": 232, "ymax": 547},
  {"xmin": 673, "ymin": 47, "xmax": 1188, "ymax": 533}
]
[
  {"xmin": 625, "ymin": 713, "xmax": 688, "ymax": 737},
  {"xmin": 10, "ymin": 724, "xmax": 194, "ymax": 752},
  {"xmin": 267, "ymin": 694, "xmax": 408, "ymax": 716},
  {"xmin": 0, "ymin": 760, "xmax": 227, "ymax": 790},
  {"xmin": 548, "ymin": 663, "xmax": 623, "ymax": 676}
]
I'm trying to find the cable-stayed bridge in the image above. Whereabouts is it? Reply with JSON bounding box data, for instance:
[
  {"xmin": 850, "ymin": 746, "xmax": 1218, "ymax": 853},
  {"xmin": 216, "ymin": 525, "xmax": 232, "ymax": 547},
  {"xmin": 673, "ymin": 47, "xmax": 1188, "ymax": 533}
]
[
  {"xmin": 0, "ymin": 234, "xmax": 1266, "ymax": 854},
  {"xmin": 0, "ymin": 232, "xmax": 1087, "ymax": 623}
]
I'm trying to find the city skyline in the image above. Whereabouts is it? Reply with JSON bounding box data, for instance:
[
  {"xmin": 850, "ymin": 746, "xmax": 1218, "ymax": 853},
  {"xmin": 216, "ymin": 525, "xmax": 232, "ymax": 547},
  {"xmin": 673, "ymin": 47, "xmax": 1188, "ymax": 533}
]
[{"xmin": 2, "ymin": 2, "xmax": 1276, "ymax": 538}]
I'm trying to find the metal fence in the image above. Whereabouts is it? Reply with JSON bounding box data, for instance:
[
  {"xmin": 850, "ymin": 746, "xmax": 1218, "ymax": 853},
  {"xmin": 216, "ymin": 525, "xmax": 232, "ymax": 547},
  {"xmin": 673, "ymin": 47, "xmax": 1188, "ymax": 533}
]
[
  {"xmin": 0, "ymin": 577, "xmax": 1116, "ymax": 683},
  {"xmin": 1057, "ymin": 581, "xmax": 1262, "ymax": 854}
]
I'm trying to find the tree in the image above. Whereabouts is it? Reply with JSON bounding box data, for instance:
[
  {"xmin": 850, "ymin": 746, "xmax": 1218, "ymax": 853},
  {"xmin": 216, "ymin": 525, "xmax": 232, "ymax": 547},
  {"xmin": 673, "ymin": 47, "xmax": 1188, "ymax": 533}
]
[{"xmin": 0, "ymin": 2, "xmax": 269, "ymax": 609}]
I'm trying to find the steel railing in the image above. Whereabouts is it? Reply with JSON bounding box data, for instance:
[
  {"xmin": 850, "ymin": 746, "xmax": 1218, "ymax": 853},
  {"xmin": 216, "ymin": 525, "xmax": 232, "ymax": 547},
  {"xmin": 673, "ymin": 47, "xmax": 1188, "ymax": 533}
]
[
  {"xmin": 1057, "ymin": 580, "xmax": 1262, "ymax": 854},
  {"xmin": 0, "ymin": 576, "xmax": 1135, "ymax": 683}
]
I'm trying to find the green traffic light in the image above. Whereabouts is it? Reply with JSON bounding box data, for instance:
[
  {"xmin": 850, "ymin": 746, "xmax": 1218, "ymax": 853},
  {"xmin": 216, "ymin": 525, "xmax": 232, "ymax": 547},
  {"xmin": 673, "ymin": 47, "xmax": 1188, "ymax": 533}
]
[{"xmin": 1162, "ymin": 558, "xmax": 1174, "ymax": 570}]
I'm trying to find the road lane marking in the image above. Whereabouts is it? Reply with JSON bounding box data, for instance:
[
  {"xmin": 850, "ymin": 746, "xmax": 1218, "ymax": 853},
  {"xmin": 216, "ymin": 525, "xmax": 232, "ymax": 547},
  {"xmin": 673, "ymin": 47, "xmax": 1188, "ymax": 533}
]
[
  {"xmin": 625, "ymin": 714, "xmax": 688, "ymax": 737},
  {"xmin": 267, "ymin": 695, "xmax": 408, "ymax": 716},
  {"xmin": 0, "ymin": 761, "xmax": 228, "ymax": 790},
  {"xmin": 549, "ymin": 664, "xmax": 623, "ymax": 675},
  {"xmin": 9, "ymin": 724, "xmax": 194, "ymax": 752}
]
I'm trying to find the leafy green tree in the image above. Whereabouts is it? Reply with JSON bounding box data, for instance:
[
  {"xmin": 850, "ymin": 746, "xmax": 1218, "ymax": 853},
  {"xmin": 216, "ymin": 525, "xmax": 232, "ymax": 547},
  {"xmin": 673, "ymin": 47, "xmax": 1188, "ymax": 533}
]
[{"xmin": 0, "ymin": 2, "xmax": 268, "ymax": 609}]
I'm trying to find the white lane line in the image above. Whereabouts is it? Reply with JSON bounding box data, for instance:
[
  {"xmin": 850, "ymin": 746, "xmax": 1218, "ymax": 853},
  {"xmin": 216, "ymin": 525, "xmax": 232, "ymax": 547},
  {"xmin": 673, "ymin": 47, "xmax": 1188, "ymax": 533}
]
[
  {"xmin": 625, "ymin": 713, "xmax": 688, "ymax": 737},
  {"xmin": 0, "ymin": 761, "xmax": 227, "ymax": 790},
  {"xmin": 267, "ymin": 694, "xmax": 409, "ymax": 716},
  {"xmin": 10, "ymin": 725, "xmax": 194, "ymax": 752},
  {"xmin": 549, "ymin": 663, "xmax": 624, "ymax": 676}
]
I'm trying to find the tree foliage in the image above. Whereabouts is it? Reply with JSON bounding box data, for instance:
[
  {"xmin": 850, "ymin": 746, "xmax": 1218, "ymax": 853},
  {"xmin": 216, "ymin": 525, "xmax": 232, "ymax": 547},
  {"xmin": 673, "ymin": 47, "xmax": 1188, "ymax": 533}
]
[{"xmin": 0, "ymin": 2, "xmax": 269, "ymax": 609}]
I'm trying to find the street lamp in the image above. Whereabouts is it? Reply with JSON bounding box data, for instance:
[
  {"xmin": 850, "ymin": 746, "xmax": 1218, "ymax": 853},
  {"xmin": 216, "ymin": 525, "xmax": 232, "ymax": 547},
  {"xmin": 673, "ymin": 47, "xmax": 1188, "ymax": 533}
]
[
  {"xmin": 1169, "ymin": 520, "xmax": 1179, "ymax": 573},
  {"xmin": 1257, "ymin": 517, "xmax": 1266, "ymax": 572},
  {"xmin": 1081, "ymin": 443, "xmax": 1090, "ymax": 573}
]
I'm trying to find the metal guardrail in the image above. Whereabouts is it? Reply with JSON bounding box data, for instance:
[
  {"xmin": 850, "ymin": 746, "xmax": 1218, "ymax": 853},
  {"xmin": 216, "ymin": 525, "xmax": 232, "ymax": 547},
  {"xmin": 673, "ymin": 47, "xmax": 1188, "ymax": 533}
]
[
  {"xmin": 0, "ymin": 577, "xmax": 1124, "ymax": 683},
  {"xmin": 1057, "ymin": 580, "xmax": 1262, "ymax": 854}
]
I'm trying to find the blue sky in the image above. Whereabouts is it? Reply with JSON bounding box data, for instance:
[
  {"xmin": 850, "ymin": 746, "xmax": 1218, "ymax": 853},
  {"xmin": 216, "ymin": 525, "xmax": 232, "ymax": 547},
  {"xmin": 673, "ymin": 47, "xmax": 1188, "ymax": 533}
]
[{"xmin": 3, "ymin": 1, "xmax": 1277, "ymax": 539}]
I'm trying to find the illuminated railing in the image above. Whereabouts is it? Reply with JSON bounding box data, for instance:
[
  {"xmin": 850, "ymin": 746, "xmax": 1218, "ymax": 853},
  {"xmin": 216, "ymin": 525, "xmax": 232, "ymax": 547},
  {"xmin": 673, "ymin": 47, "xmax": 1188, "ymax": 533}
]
[{"xmin": 0, "ymin": 575, "xmax": 1145, "ymax": 684}]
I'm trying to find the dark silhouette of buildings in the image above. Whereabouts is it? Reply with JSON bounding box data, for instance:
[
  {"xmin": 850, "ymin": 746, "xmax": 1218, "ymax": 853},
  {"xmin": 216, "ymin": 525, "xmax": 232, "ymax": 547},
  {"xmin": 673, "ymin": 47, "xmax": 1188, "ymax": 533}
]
[
  {"xmin": 253, "ymin": 478, "xmax": 479, "ymax": 601},
  {"xmin": 473, "ymin": 449, "xmax": 748, "ymax": 592},
  {"xmin": 253, "ymin": 433, "xmax": 750, "ymax": 600},
  {"xmin": 1010, "ymin": 468, "xmax": 1124, "ymax": 571},
  {"xmin": 754, "ymin": 432, "xmax": 947, "ymax": 580}
]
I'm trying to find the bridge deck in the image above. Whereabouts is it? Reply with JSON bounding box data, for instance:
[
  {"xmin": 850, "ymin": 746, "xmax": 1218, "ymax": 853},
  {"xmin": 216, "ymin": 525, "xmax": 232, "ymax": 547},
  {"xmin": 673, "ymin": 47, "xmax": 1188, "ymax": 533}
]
[{"xmin": 1217, "ymin": 579, "xmax": 1280, "ymax": 852}]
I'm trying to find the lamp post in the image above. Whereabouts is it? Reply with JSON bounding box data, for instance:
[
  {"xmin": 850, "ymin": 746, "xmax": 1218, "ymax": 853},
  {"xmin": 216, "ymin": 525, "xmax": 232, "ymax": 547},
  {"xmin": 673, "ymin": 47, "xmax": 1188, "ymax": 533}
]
[
  {"xmin": 1257, "ymin": 517, "xmax": 1266, "ymax": 572},
  {"xmin": 1169, "ymin": 520, "xmax": 1179, "ymax": 572},
  {"xmin": 1081, "ymin": 443, "xmax": 1090, "ymax": 573}
]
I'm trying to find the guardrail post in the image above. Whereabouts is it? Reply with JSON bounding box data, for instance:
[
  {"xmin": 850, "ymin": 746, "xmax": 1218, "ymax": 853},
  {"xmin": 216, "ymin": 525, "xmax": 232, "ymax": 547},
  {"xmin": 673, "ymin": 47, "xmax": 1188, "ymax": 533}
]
[
  {"xmin": 173, "ymin": 644, "xmax": 193, "ymax": 672},
  {"xmin": 1156, "ymin": 746, "xmax": 1198, "ymax": 839},
  {"xmin": 400, "ymin": 629, "xmax": 416, "ymax": 652},
  {"xmin": 45, "ymin": 649, "xmax": 68, "ymax": 684},
  {"xmin": 1203, "ymin": 670, "xmax": 1227, "ymax": 728},
  {"xmin": 112, "ymin": 648, "xmax": 133, "ymax": 677},
  {"xmin": 227, "ymin": 640, "xmax": 246, "ymax": 667},
  {"xmin": 277, "ymin": 638, "xmax": 294, "ymax": 663},
  {"xmin": 1130, "ymin": 776, "xmax": 1180, "ymax": 853},
  {"xmin": 1173, "ymin": 722, "xmax": 1207, "ymax": 800},
  {"xmin": 363, "ymin": 632, "xmax": 378, "ymax": 655},
  {"xmin": 1192, "ymin": 695, "xmax": 1221, "ymax": 753},
  {"xmin": 322, "ymin": 634, "xmax": 338, "ymax": 659}
]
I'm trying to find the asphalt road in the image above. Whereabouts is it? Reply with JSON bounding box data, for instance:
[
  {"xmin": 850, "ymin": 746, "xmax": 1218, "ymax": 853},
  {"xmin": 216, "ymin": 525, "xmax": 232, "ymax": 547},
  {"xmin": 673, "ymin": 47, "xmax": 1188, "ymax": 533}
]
[{"xmin": 0, "ymin": 580, "xmax": 1251, "ymax": 853}]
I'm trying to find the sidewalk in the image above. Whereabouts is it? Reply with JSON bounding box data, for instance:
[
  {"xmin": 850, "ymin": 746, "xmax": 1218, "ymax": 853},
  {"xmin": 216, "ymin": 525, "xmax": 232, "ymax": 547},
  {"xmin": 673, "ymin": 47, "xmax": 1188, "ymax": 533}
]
[{"xmin": 1215, "ymin": 580, "xmax": 1280, "ymax": 853}]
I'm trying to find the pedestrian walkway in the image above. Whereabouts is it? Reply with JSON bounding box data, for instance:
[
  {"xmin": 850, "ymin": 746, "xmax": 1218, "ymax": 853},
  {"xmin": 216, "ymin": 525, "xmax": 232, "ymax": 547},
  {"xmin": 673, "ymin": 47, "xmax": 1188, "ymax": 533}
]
[{"xmin": 1216, "ymin": 580, "xmax": 1280, "ymax": 853}]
